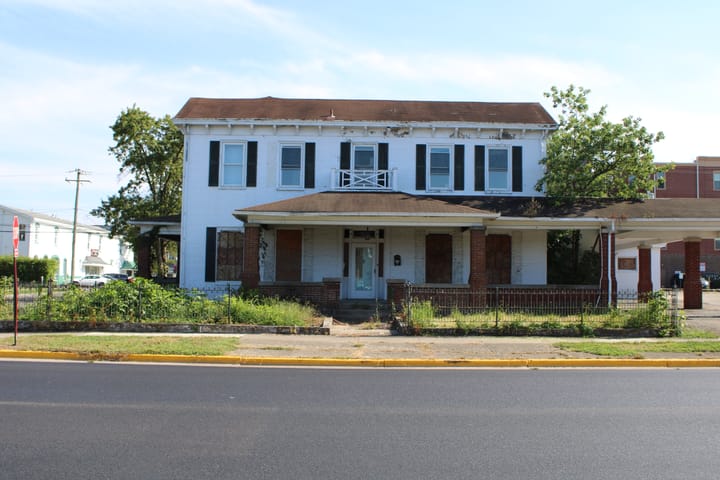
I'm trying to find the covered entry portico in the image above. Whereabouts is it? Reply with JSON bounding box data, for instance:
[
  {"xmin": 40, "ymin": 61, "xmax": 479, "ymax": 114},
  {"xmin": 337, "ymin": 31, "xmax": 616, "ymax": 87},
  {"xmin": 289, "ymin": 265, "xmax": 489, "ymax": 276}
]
[{"xmin": 233, "ymin": 193, "xmax": 720, "ymax": 311}]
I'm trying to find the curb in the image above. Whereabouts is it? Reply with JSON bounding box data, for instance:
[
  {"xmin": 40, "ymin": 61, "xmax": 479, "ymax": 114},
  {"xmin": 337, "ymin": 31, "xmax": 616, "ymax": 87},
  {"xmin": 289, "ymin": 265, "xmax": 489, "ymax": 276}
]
[{"xmin": 1, "ymin": 350, "xmax": 720, "ymax": 368}]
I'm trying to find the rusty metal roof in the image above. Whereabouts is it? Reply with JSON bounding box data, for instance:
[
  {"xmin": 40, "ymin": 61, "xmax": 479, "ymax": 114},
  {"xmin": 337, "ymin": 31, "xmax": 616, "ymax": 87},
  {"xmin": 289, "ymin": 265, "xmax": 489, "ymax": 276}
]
[{"xmin": 175, "ymin": 97, "xmax": 556, "ymax": 125}]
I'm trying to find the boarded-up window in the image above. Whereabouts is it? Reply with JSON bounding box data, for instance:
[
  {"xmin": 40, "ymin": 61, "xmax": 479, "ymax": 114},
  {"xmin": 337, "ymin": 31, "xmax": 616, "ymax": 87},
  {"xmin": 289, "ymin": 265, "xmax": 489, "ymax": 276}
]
[
  {"xmin": 426, "ymin": 234, "xmax": 452, "ymax": 283},
  {"xmin": 618, "ymin": 257, "xmax": 637, "ymax": 270},
  {"xmin": 276, "ymin": 230, "xmax": 302, "ymax": 281},
  {"xmin": 216, "ymin": 231, "xmax": 244, "ymax": 281},
  {"xmin": 486, "ymin": 234, "xmax": 511, "ymax": 284}
]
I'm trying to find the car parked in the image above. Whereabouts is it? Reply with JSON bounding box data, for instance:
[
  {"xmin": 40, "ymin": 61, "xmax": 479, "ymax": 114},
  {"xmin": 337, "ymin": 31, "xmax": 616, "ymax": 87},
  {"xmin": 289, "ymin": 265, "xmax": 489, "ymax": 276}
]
[
  {"xmin": 72, "ymin": 273, "xmax": 133, "ymax": 287},
  {"xmin": 103, "ymin": 273, "xmax": 134, "ymax": 283},
  {"xmin": 72, "ymin": 275, "xmax": 108, "ymax": 287},
  {"xmin": 672, "ymin": 271, "xmax": 711, "ymax": 289}
]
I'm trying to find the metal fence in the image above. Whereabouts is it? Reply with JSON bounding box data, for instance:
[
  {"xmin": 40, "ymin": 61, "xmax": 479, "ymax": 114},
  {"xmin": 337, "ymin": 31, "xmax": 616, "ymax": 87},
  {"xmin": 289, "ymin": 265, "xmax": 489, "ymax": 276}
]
[
  {"xmin": 0, "ymin": 282, "xmax": 249, "ymax": 324},
  {"xmin": 403, "ymin": 285, "xmax": 681, "ymax": 333}
]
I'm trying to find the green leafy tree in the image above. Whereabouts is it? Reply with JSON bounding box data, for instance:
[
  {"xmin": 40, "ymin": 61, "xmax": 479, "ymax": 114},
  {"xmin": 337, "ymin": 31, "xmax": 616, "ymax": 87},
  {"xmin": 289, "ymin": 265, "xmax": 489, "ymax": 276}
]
[
  {"xmin": 536, "ymin": 85, "xmax": 667, "ymax": 199},
  {"xmin": 91, "ymin": 106, "xmax": 183, "ymax": 276},
  {"xmin": 537, "ymin": 86, "xmax": 668, "ymax": 283}
]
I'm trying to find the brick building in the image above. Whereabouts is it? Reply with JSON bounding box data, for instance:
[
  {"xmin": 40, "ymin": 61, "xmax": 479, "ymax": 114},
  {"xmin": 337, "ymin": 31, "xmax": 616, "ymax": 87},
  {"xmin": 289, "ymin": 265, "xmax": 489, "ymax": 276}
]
[{"xmin": 655, "ymin": 157, "xmax": 720, "ymax": 286}]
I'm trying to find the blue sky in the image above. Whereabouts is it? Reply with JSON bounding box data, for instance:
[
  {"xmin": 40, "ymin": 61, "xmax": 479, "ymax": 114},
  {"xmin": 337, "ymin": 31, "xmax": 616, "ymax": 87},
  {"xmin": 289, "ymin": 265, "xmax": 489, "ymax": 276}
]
[{"xmin": 1, "ymin": 0, "xmax": 718, "ymax": 224}]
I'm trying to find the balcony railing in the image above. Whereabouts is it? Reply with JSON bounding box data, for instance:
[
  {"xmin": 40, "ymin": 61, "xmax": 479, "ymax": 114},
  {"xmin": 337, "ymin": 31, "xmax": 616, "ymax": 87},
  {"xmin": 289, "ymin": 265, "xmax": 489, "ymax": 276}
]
[{"xmin": 331, "ymin": 169, "xmax": 397, "ymax": 190}]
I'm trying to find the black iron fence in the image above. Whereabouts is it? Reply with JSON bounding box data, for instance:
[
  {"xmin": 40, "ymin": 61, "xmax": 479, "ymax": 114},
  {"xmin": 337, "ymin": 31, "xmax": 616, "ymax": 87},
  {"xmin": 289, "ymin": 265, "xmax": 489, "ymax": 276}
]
[
  {"xmin": 402, "ymin": 285, "xmax": 681, "ymax": 334},
  {"xmin": 0, "ymin": 281, "xmax": 315, "ymax": 326}
]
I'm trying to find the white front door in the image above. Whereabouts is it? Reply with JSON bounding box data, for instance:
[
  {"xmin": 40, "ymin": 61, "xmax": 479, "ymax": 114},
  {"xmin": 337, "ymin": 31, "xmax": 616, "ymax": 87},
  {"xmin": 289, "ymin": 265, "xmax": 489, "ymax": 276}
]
[{"xmin": 350, "ymin": 243, "xmax": 376, "ymax": 299}]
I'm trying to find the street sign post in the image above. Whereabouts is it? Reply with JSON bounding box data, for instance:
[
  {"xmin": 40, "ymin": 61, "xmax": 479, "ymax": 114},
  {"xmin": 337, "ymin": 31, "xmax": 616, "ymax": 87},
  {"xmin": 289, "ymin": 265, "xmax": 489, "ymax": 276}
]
[{"xmin": 12, "ymin": 215, "xmax": 19, "ymax": 345}]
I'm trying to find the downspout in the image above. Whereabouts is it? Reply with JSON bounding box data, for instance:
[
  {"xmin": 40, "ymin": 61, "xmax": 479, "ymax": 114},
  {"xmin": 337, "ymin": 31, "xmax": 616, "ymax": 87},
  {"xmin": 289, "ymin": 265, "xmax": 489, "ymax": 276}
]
[{"xmin": 696, "ymin": 159, "xmax": 700, "ymax": 198}]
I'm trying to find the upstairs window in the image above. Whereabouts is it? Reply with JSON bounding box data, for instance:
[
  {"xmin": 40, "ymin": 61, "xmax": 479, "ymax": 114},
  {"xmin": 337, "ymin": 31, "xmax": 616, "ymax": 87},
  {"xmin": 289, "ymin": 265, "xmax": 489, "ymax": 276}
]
[
  {"xmin": 280, "ymin": 145, "xmax": 303, "ymax": 187},
  {"xmin": 714, "ymin": 171, "xmax": 720, "ymax": 191},
  {"xmin": 209, "ymin": 140, "xmax": 257, "ymax": 188},
  {"xmin": 354, "ymin": 145, "xmax": 376, "ymax": 170},
  {"xmin": 488, "ymin": 148, "xmax": 509, "ymax": 190},
  {"xmin": 429, "ymin": 146, "xmax": 451, "ymax": 190},
  {"xmin": 223, "ymin": 143, "xmax": 245, "ymax": 186}
]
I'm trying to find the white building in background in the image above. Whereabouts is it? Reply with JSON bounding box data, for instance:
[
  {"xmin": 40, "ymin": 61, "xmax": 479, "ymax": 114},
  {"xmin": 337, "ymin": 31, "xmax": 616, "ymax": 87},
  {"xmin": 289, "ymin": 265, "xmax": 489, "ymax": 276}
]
[{"xmin": 0, "ymin": 205, "xmax": 134, "ymax": 283}]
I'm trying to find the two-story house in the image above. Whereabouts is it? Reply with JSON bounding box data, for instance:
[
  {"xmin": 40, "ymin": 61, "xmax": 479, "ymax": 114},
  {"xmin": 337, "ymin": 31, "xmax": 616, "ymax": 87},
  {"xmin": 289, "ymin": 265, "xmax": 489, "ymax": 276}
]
[
  {"xmin": 171, "ymin": 97, "xmax": 720, "ymax": 310},
  {"xmin": 0, "ymin": 205, "xmax": 135, "ymax": 283}
]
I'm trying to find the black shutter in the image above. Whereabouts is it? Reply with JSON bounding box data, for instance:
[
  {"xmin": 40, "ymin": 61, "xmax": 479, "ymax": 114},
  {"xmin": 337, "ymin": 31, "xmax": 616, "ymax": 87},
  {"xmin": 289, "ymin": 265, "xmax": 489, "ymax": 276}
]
[
  {"xmin": 454, "ymin": 145, "xmax": 465, "ymax": 191},
  {"xmin": 474, "ymin": 145, "xmax": 485, "ymax": 191},
  {"xmin": 205, "ymin": 227, "xmax": 217, "ymax": 282},
  {"xmin": 379, "ymin": 143, "xmax": 389, "ymax": 188},
  {"xmin": 340, "ymin": 142, "xmax": 351, "ymax": 187},
  {"xmin": 246, "ymin": 141, "xmax": 257, "ymax": 187},
  {"xmin": 340, "ymin": 142, "xmax": 351, "ymax": 169},
  {"xmin": 378, "ymin": 143, "xmax": 389, "ymax": 170},
  {"xmin": 416, "ymin": 144, "xmax": 426, "ymax": 190},
  {"xmin": 304, "ymin": 142, "xmax": 315, "ymax": 189},
  {"xmin": 209, "ymin": 141, "xmax": 220, "ymax": 187},
  {"xmin": 512, "ymin": 146, "xmax": 523, "ymax": 192}
]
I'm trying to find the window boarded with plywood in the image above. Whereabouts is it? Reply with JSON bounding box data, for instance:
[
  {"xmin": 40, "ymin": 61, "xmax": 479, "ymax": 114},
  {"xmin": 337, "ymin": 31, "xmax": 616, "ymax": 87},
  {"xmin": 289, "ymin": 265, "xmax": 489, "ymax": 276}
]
[
  {"xmin": 425, "ymin": 234, "xmax": 452, "ymax": 283},
  {"xmin": 216, "ymin": 231, "xmax": 244, "ymax": 281},
  {"xmin": 276, "ymin": 230, "xmax": 302, "ymax": 281},
  {"xmin": 486, "ymin": 234, "xmax": 511, "ymax": 284}
]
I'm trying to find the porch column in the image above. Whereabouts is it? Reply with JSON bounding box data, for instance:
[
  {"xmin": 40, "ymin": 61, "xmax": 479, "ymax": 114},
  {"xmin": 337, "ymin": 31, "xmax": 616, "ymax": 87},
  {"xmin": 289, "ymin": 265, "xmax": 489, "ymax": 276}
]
[
  {"xmin": 136, "ymin": 235, "xmax": 152, "ymax": 279},
  {"xmin": 637, "ymin": 245, "xmax": 653, "ymax": 299},
  {"xmin": 600, "ymin": 229, "xmax": 617, "ymax": 306},
  {"xmin": 241, "ymin": 224, "xmax": 261, "ymax": 289},
  {"xmin": 684, "ymin": 238, "xmax": 702, "ymax": 309},
  {"xmin": 469, "ymin": 227, "xmax": 487, "ymax": 291}
]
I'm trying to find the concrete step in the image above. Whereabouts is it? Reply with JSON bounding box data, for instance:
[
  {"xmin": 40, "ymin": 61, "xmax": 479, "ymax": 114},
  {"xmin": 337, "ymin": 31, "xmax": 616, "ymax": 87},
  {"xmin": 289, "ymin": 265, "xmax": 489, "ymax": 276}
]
[{"xmin": 333, "ymin": 300, "xmax": 390, "ymax": 324}]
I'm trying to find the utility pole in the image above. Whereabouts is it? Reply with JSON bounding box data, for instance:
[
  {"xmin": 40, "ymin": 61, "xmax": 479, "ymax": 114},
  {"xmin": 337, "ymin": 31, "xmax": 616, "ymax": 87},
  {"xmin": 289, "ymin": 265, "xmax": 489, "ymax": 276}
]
[{"xmin": 65, "ymin": 169, "xmax": 90, "ymax": 282}]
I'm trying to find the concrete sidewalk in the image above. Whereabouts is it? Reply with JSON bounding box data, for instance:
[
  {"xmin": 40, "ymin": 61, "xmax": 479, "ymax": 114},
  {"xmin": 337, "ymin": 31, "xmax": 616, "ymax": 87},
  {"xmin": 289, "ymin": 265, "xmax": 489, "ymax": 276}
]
[
  {"xmin": 2, "ymin": 292, "xmax": 720, "ymax": 367},
  {"xmin": 2, "ymin": 320, "xmax": 720, "ymax": 367}
]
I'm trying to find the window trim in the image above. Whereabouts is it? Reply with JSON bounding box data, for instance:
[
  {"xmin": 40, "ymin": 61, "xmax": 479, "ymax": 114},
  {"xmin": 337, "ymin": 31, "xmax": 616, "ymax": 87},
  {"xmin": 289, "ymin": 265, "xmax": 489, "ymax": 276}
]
[
  {"xmin": 487, "ymin": 146, "xmax": 511, "ymax": 192},
  {"xmin": 278, "ymin": 143, "xmax": 305, "ymax": 189},
  {"xmin": 656, "ymin": 171, "xmax": 666, "ymax": 190},
  {"xmin": 221, "ymin": 142, "xmax": 247, "ymax": 188},
  {"xmin": 713, "ymin": 171, "xmax": 720, "ymax": 191},
  {"xmin": 714, "ymin": 238, "xmax": 720, "ymax": 251},
  {"xmin": 426, "ymin": 145, "xmax": 453, "ymax": 191}
]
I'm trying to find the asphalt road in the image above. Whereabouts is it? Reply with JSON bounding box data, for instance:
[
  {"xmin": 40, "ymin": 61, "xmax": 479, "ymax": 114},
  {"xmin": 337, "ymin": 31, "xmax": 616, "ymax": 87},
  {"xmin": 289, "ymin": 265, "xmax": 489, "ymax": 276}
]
[{"xmin": 2, "ymin": 361, "xmax": 720, "ymax": 480}]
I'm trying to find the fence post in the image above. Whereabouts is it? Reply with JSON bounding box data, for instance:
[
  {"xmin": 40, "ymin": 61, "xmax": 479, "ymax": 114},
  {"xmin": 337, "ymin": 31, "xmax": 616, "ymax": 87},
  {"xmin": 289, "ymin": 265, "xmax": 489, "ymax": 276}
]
[
  {"xmin": 46, "ymin": 280, "xmax": 53, "ymax": 320},
  {"xmin": 494, "ymin": 287, "xmax": 499, "ymax": 329},
  {"xmin": 671, "ymin": 288, "xmax": 680, "ymax": 335},
  {"xmin": 227, "ymin": 284, "xmax": 232, "ymax": 323},
  {"xmin": 405, "ymin": 282, "xmax": 412, "ymax": 325},
  {"xmin": 136, "ymin": 284, "xmax": 143, "ymax": 322}
]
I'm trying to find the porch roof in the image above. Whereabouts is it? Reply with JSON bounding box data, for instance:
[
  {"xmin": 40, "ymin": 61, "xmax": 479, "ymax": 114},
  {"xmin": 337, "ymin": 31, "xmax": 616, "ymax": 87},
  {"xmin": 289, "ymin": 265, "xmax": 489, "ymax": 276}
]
[
  {"xmin": 234, "ymin": 193, "xmax": 720, "ymax": 248},
  {"xmin": 233, "ymin": 192, "xmax": 498, "ymax": 227}
]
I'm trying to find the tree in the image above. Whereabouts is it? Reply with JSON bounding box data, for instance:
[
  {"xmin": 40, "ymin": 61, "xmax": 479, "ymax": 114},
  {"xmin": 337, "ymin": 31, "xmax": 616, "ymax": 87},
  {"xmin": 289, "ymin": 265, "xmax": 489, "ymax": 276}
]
[
  {"xmin": 536, "ymin": 85, "xmax": 667, "ymax": 199},
  {"xmin": 91, "ymin": 106, "xmax": 183, "ymax": 276},
  {"xmin": 536, "ymin": 86, "xmax": 668, "ymax": 284}
]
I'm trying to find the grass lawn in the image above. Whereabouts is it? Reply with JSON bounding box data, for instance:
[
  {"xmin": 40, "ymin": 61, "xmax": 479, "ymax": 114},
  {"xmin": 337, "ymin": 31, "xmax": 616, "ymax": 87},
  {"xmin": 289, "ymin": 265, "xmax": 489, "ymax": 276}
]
[
  {"xmin": 555, "ymin": 340, "xmax": 720, "ymax": 358},
  {"xmin": 1, "ymin": 335, "xmax": 240, "ymax": 356}
]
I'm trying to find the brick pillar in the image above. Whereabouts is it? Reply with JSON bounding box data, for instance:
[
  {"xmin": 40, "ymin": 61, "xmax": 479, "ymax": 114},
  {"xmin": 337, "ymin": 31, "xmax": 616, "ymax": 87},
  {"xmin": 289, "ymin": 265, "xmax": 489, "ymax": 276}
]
[
  {"xmin": 136, "ymin": 235, "xmax": 152, "ymax": 279},
  {"xmin": 386, "ymin": 279, "xmax": 407, "ymax": 312},
  {"xmin": 469, "ymin": 227, "xmax": 487, "ymax": 291},
  {"xmin": 637, "ymin": 245, "xmax": 652, "ymax": 300},
  {"xmin": 600, "ymin": 230, "xmax": 617, "ymax": 306},
  {"xmin": 322, "ymin": 277, "xmax": 341, "ymax": 313},
  {"xmin": 241, "ymin": 224, "xmax": 261, "ymax": 288},
  {"xmin": 684, "ymin": 238, "xmax": 702, "ymax": 309}
]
